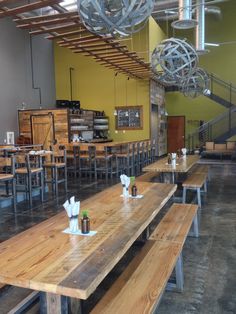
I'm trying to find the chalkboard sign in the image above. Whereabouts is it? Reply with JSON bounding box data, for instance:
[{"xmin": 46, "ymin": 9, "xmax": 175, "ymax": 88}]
[{"xmin": 115, "ymin": 106, "xmax": 143, "ymax": 130}]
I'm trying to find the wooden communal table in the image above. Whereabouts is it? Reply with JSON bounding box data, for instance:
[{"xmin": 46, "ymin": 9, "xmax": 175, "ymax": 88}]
[
  {"xmin": 143, "ymin": 155, "xmax": 200, "ymax": 183},
  {"xmin": 0, "ymin": 182, "xmax": 176, "ymax": 313}
]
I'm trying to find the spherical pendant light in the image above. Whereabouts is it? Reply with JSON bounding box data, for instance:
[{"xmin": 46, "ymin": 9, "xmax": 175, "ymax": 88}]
[
  {"xmin": 78, "ymin": 0, "xmax": 155, "ymax": 37},
  {"xmin": 151, "ymin": 38, "xmax": 199, "ymax": 85},
  {"xmin": 181, "ymin": 68, "xmax": 210, "ymax": 98}
]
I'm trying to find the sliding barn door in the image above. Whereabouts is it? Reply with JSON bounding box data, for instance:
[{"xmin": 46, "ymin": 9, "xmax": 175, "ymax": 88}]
[{"xmin": 31, "ymin": 113, "xmax": 54, "ymax": 149}]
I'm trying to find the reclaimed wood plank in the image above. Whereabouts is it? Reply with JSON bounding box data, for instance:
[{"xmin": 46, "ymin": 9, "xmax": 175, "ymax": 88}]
[
  {"xmin": 0, "ymin": 182, "xmax": 176, "ymax": 300},
  {"xmin": 143, "ymin": 155, "xmax": 199, "ymax": 173},
  {"xmin": 91, "ymin": 240, "xmax": 181, "ymax": 314},
  {"xmin": 149, "ymin": 203, "xmax": 198, "ymax": 244},
  {"xmin": 182, "ymin": 173, "xmax": 207, "ymax": 188}
]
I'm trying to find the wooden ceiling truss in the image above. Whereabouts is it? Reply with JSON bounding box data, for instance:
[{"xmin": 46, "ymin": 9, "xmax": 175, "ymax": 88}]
[{"xmin": 2, "ymin": 0, "xmax": 155, "ymax": 80}]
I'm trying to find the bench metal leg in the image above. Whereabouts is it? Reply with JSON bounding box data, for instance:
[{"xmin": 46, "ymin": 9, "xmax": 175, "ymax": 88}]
[
  {"xmin": 175, "ymin": 253, "xmax": 184, "ymax": 292},
  {"xmin": 189, "ymin": 213, "xmax": 199, "ymax": 238},
  {"xmin": 182, "ymin": 187, "xmax": 187, "ymax": 203},
  {"xmin": 197, "ymin": 188, "xmax": 201, "ymax": 208},
  {"xmin": 166, "ymin": 252, "xmax": 184, "ymax": 292},
  {"xmin": 204, "ymin": 181, "xmax": 207, "ymax": 193}
]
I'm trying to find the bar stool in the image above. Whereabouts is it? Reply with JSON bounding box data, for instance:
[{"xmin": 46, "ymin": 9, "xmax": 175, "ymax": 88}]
[
  {"xmin": 78, "ymin": 145, "xmax": 96, "ymax": 179},
  {"xmin": 94, "ymin": 145, "xmax": 114, "ymax": 181},
  {"xmin": 15, "ymin": 153, "xmax": 44, "ymax": 207},
  {"xmin": 132, "ymin": 142, "xmax": 140, "ymax": 176},
  {"xmin": 0, "ymin": 156, "xmax": 16, "ymax": 211},
  {"xmin": 151, "ymin": 139, "xmax": 157, "ymax": 162},
  {"xmin": 64, "ymin": 144, "xmax": 79, "ymax": 177},
  {"xmin": 138, "ymin": 141, "xmax": 145, "ymax": 172},
  {"xmin": 115, "ymin": 143, "xmax": 133, "ymax": 177},
  {"xmin": 43, "ymin": 145, "xmax": 67, "ymax": 198}
]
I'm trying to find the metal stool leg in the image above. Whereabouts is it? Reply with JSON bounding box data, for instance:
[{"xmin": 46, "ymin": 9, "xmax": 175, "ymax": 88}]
[
  {"xmin": 40, "ymin": 170, "xmax": 44, "ymax": 202},
  {"xmin": 55, "ymin": 167, "xmax": 58, "ymax": 198},
  {"xmin": 182, "ymin": 187, "xmax": 187, "ymax": 203},
  {"xmin": 28, "ymin": 173, "xmax": 32, "ymax": 207},
  {"xmin": 12, "ymin": 178, "xmax": 16, "ymax": 212}
]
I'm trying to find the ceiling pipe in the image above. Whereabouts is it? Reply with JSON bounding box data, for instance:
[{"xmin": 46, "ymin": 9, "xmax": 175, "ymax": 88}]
[
  {"xmin": 196, "ymin": 0, "xmax": 209, "ymax": 54},
  {"xmin": 172, "ymin": 0, "xmax": 198, "ymax": 29},
  {"xmin": 154, "ymin": 6, "xmax": 221, "ymax": 21}
]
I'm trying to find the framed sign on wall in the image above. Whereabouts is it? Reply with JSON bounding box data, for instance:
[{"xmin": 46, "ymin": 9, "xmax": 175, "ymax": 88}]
[{"xmin": 115, "ymin": 106, "xmax": 143, "ymax": 130}]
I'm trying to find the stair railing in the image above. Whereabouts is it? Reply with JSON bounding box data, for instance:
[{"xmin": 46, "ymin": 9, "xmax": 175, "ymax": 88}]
[
  {"xmin": 186, "ymin": 106, "xmax": 236, "ymax": 151},
  {"xmin": 209, "ymin": 73, "xmax": 236, "ymax": 106}
]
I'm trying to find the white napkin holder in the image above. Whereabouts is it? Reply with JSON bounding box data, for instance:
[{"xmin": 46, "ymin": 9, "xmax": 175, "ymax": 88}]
[
  {"xmin": 181, "ymin": 148, "xmax": 187, "ymax": 158},
  {"xmin": 63, "ymin": 196, "xmax": 80, "ymax": 233},
  {"xmin": 171, "ymin": 153, "xmax": 177, "ymax": 167},
  {"xmin": 120, "ymin": 174, "xmax": 130, "ymax": 198}
]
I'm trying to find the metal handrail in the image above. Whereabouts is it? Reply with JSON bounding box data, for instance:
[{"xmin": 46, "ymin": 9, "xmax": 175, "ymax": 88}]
[
  {"xmin": 189, "ymin": 107, "xmax": 236, "ymax": 139},
  {"xmin": 210, "ymin": 73, "xmax": 236, "ymax": 92}
]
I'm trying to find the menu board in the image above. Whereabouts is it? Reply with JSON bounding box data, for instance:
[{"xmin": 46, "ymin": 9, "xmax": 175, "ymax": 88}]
[{"xmin": 115, "ymin": 106, "xmax": 143, "ymax": 130}]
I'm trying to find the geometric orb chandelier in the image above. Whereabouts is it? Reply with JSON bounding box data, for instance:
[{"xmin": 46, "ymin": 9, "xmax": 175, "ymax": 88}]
[
  {"xmin": 151, "ymin": 37, "xmax": 199, "ymax": 85},
  {"xmin": 77, "ymin": 0, "xmax": 155, "ymax": 37},
  {"xmin": 181, "ymin": 67, "xmax": 210, "ymax": 98}
]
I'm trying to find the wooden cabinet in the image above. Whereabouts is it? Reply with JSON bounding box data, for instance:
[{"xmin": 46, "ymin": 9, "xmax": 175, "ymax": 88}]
[{"xmin": 18, "ymin": 108, "xmax": 110, "ymax": 147}]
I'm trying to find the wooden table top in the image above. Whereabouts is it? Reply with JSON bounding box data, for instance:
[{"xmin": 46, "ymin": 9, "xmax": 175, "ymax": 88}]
[
  {"xmin": 143, "ymin": 155, "xmax": 199, "ymax": 173},
  {"xmin": 0, "ymin": 182, "xmax": 176, "ymax": 300}
]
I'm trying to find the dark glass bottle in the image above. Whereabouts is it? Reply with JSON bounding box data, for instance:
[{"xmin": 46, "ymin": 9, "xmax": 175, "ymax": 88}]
[
  {"xmin": 81, "ymin": 212, "xmax": 90, "ymax": 234},
  {"xmin": 131, "ymin": 183, "xmax": 137, "ymax": 197}
]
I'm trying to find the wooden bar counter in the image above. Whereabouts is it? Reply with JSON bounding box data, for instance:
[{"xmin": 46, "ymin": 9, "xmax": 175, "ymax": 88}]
[{"xmin": 0, "ymin": 182, "xmax": 176, "ymax": 313}]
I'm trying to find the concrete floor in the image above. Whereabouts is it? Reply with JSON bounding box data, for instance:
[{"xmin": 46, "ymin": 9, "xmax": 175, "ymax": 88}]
[{"xmin": 0, "ymin": 163, "xmax": 235, "ymax": 313}]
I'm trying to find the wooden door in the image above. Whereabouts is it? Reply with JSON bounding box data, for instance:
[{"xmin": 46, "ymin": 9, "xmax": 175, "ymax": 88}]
[
  {"xmin": 31, "ymin": 113, "xmax": 54, "ymax": 150},
  {"xmin": 167, "ymin": 116, "xmax": 185, "ymax": 153}
]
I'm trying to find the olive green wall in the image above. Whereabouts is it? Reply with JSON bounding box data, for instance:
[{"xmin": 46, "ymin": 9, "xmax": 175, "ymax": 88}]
[
  {"xmin": 54, "ymin": 17, "xmax": 165, "ymax": 142},
  {"xmin": 165, "ymin": 0, "xmax": 236, "ymax": 137}
]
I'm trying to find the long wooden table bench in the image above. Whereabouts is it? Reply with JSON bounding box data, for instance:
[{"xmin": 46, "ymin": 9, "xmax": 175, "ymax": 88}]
[
  {"xmin": 191, "ymin": 164, "xmax": 210, "ymax": 181},
  {"xmin": 136, "ymin": 171, "xmax": 160, "ymax": 182},
  {"xmin": 91, "ymin": 203, "xmax": 199, "ymax": 314},
  {"xmin": 182, "ymin": 173, "xmax": 208, "ymax": 208}
]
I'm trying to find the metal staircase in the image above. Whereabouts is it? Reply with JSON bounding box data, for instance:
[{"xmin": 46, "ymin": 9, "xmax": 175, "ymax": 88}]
[
  {"xmin": 206, "ymin": 73, "xmax": 236, "ymax": 108},
  {"xmin": 165, "ymin": 73, "xmax": 236, "ymax": 151},
  {"xmin": 186, "ymin": 107, "xmax": 236, "ymax": 151}
]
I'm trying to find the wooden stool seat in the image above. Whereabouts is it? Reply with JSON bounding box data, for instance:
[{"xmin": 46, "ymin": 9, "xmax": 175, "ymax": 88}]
[
  {"xmin": 0, "ymin": 173, "xmax": 14, "ymax": 180},
  {"xmin": 16, "ymin": 167, "xmax": 43, "ymax": 174},
  {"xmin": 43, "ymin": 162, "xmax": 66, "ymax": 168},
  {"xmin": 95, "ymin": 154, "xmax": 113, "ymax": 159}
]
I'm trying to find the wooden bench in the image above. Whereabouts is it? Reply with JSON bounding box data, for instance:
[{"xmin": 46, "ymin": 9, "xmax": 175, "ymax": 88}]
[
  {"xmin": 182, "ymin": 173, "xmax": 208, "ymax": 208},
  {"xmin": 191, "ymin": 164, "xmax": 210, "ymax": 181},
  {"xmin": 0, "ymin": 283, "xmax": 5, "ymax": 290},
  {"xmin": 136, "ymin": 171, "xmax": 160, "ymax": 182},
  {"xmin": 91, "ymin": 203, "xmax": 199, "ymax": 314}
]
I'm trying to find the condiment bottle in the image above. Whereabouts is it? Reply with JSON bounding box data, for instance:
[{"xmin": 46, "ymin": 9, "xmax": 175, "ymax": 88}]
[
  {"xmin": 167, "ymin": 153, "xmax": 172, "ymax": 164},
  {"xmin": 131, "ymin": 182, "xmax": 137, "ymax": 197},
  {"xmin": 81, "ymin": 211, "xmax": 90, "ymax": 234}
]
